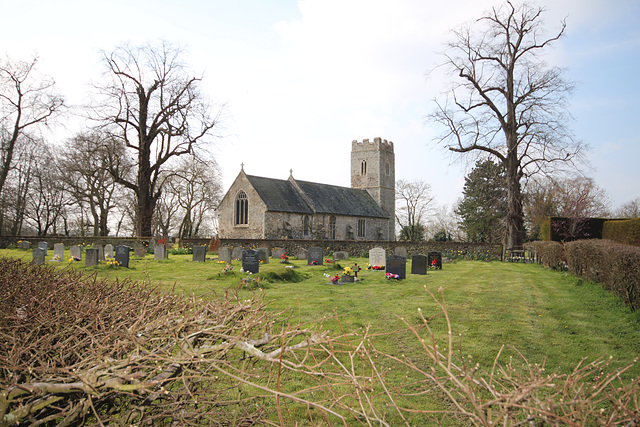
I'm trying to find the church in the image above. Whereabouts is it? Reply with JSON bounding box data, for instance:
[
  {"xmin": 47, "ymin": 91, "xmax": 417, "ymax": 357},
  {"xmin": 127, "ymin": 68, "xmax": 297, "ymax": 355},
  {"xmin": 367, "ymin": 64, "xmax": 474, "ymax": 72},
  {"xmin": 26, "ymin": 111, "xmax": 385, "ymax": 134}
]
[{"xmin": 218, "ymin": 138, "xmax": 396, "ymax": 241}]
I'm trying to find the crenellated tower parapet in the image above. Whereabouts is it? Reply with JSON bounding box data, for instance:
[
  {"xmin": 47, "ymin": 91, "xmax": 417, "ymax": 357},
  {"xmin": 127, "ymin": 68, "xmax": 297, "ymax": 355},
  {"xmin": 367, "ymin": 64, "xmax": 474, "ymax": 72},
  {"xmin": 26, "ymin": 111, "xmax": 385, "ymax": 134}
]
[{"xmin": 351, "ymin": 137, "xmax": 396, "ymax": 240}]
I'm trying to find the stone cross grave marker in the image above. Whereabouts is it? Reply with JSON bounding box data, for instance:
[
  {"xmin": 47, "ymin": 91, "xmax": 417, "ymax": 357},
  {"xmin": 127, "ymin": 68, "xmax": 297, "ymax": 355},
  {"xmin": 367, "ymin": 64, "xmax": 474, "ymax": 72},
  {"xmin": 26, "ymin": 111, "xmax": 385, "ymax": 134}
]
[
  {"xmin": 257, "ymin": 248, "xmax": 269, "ymax": 264},
  {"xmin": 394, "ymin": 246, "xmax": 408, "ymax": 258},
  {"xmin": 386, "ymin": 255, "xmax": 407, "ymax": 279},
  {"xmin": 369, "ymin": 247, "xmax": 386, "ymax": 268},
  {"xmin": 70, "ymin": 245, "xmax": 82, "ymax": 261},
  {"xmin": 154, "ymin": 243, "xmax": 167, "ymax": 261},
  {"xmin": 411, "ymin": 254, "xmax": 427, "ymax": 275},
  {"xmin": 115, "ymin": 245, "xmax": 130, "ymax": 268},
  {"xmin": 38, "ymin": 241, "xmax": 48, "ymax": 256},
  {"xmin": 352, "ymin": 263, "xmax": 361, "ymax": 278},
  {"xmin": 307, "ymin": 247, "xmax": 323, "ymax": 265},
  {"xmin": 85, "ymin": 248, "xmax": 99, "ymax": 267},
  {"xmin": 193, "ymin": 245, "xmax": 206, "ymax": 262},
  {"xmin": 218, "ymin": 246, "xmax": 232, "ymax": 264},
  {"xmin": 428, "ymin": 252, "xmax": 443, "ymax": 270},
  {"xmin": 104, "ymin": 244, "xmax": 114, "ymax": 260},
  {"xmin": 32, "ymin": 248, "xmax": 45, "ymax": 265},
  {"xmin": 242, "ymin": 249, "xmax": 260, "ymax": 274},
  {"xmin": 53, "ymin": 243, "xmax": 64, "ymax": 262},
  {"xmin": 333, "ymin": 251, "xmax": 349, "ymax": 261}
]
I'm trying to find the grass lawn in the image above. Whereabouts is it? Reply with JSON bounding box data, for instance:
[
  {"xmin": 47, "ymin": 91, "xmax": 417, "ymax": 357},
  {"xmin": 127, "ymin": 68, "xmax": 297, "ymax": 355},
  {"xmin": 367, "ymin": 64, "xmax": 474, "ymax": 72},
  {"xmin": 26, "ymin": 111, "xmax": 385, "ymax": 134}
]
[{"xmin": 3, "ymin": 247, "xmax": 639, "ymax": 380}]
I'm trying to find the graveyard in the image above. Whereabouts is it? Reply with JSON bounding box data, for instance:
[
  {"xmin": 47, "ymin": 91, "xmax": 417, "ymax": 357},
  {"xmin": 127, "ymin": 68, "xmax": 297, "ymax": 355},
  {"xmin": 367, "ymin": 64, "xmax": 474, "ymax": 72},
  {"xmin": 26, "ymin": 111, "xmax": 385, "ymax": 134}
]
[{"xmin": 1, "ymin": 245, "xmax": 640, "ymax": 424}]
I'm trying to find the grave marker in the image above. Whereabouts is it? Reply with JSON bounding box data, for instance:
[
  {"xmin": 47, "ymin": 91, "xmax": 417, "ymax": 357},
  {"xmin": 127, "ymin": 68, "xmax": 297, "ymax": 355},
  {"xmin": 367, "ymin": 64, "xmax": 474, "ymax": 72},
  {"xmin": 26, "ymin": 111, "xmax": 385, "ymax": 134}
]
[
  {"xmin": 18, "ymin": 241, "xmax": 30, "ymax": 250},
  {"xmin": 308, "ymin": 247, "xmax": 323, "ymax": 265},
  {"xmin": 115, "ymin": 245, "xmax": 130, "ymax": 268},
  {"xmin": 154, "ymin": 244, "xmax": 167, "ymax": 261},
  {"xmin": 272, "ymin": 248, "xmax": 285, "ymax": 260},
  {"xmin": 70, "ymin": 245, "xmax": 82, "ymax": 261},
  {"xmin": 232, "ymin": 246, "xmax": 243, "ymax": 260},
  {"xmin": 257, "ymin": 248, "xmax": 269, "ymax": 264},
  {"xmin": 104, "ymin": 244, "xmax": 114, "ymax": 260},
  {"xmin": 411, "ymin": 254, "xmax": 427, "ymax": 275},
  {"xmin": 295, "ymin": 247, "xmax": 308, "ymax": 260},
  {"xmin": 242, "ymin": 249, "xmax": 260, "ymax": 274},
  {"xmin": 369, "ymin": 247, "xmax": 386, "ymax": 268},
  {"xmin": 193, "ymin": 245, "xmax": 206, "ymax": 262},
  {"xmin": 386, "ymin": 255, "xmax": 407, "ymax": 279},
  {"xmin": 218, "ymin": 246, "xmax": 232, "ymax": 264},
  {"xmin": 134, "ymin": 245, "xmax": 146, "ymax": 258},
  {"xmin": 333, "ymin": 251, "xmax": 349, "ymax": 261},
  {"xmin": 38, "ymin": 241, "xmax": 48, "ymax": 256},
  {"xmin": 94, "ymin": 245, "xmax": 104, "ymax": 262},
  {"xmin": 85, "ymin": 248, "xmax": 99, "ymax": 267},
  {"xmin": 394, "ymin": 246, "xmax": 408, "ymax": 258},
  {"xmin": 32, "ymin": 248, "xmax": 45, "ymax": 265},
  {"xmin": 428, "ymin": 252, "xmax": 442, "ymax": 270},
  {"xmin": 53, "ymin": 243, "xmax": 64, "ymax": 262}
]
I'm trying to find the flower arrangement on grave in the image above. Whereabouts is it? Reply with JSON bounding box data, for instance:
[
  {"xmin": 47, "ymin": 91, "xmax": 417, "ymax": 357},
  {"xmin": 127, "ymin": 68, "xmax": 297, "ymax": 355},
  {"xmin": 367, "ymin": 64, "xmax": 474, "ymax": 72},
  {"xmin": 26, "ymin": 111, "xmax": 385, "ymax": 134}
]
[
  {"xmin": 280, "ymin": 252, "xmax": 289, "ymax": 263},
  {"xmin": 343, "ymin": 266, "xmax": 353, "ymax": 276},
  {"xmin": 222, "ymin": 263, "xmax": 233, "ymax": 274},
  {"xmin": 368, "ymin": 264, "xmax": 384, "ymax": 270},
  {"xmin": 385, "ymin": 272, "xmax": 400, "ymax": 280},
  {"xmin": 330, "ymin": 273, "xmax": 340, "ymax": 284},
  {"xmin": 240, "ymin": 275, "xmax": 263, "ymax": 290},
  {"xmin": 309, "ymin": 260, "xmax": 319, "ymax": 265},
  {"xmin": 52, "ymin": 254, "xmax": 60, "ymax": 261},
  {"xmin": 324, "ymin": 259, "xmax": 333, "ymax": 264},
  {"xmin": 106, "ymin": 257, "xmax": 120, "ymax": 267},
  {"xmin": 430, "ymin": 258, "xmax": 438, "ymax": 269}
]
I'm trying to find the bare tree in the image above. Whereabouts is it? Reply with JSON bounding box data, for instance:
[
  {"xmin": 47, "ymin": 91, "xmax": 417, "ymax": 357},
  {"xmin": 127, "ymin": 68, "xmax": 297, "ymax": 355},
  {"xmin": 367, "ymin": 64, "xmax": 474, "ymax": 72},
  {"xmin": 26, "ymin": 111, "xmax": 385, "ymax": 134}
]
[
  {"xmin": 395, "ymin": 179, "xmax": 435, "ymax": 241},
  {"xmin": 91, "ymin": 41, "xmax": 221, "ymax": 237},
  {"xmin": 430, "ymin": 1, "xmax": 585, "ymax": 249},
  {"xmin": 613, "ymin": 197, "xmax": 640, "ymax": 219},
  {"xmin": 0, "ymin": 56, "xmax": 64, "ymax": 199}
]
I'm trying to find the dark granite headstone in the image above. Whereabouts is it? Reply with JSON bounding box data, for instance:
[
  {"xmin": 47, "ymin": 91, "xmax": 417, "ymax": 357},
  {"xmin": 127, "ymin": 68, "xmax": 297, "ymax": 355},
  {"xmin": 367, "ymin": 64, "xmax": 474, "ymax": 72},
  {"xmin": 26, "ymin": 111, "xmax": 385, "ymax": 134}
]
[
  {"xmin": 218, "ymin": 246, "xmax": 232, "ymax": 264},
  {"xmin": 428, "ymin": 252, "xmax": 442, "ymax": 270},
  {"xmin": 85, "ymin": 248, "xmax": 99, "ymax": 267},
  {"xmin": 38, "ymin": 241, "xmax": 48, "ymax": 256},
  {"xmin": 333, "ymin": 251, "xmax": 349, "ymax": 261},
  {"xmin": 257, "ymin": 248, "xmax": 269, "ymax": 264},
  {"xmin": 386, "ymin": 255, "xmax": 407, "ymax": 279},
  {"xmin": 242, "ymin": 249, "xmax": 260, "ymax": 274},
  {"xmin": 193, "ymin": 245, "xmax": 206, "ymax": 262},
  {"xmin": 32, "ymin": 248, "xmax": 45, "ymax": 265},
  {"xmin": 53, "ymin": 243, "xmax": 64, "ymax": 261},
  {"xmin": 308, "ymin": 247, "xmax": 323, "ymax": 265},
  {"xmin": 115, "ymin": 245, "xmax": 130, "ymax": 268},
  {"xmin": 411, "ymin": 254, "xmax": 428, "ymax": 275}
]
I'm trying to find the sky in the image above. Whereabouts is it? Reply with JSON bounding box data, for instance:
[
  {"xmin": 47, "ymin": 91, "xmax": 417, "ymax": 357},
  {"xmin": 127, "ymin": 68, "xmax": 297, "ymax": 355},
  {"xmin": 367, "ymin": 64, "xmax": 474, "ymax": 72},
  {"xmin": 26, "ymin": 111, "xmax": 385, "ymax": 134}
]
[{"xmin": 2, "ymin": 0, "xmax": 639, "ymax": 212}]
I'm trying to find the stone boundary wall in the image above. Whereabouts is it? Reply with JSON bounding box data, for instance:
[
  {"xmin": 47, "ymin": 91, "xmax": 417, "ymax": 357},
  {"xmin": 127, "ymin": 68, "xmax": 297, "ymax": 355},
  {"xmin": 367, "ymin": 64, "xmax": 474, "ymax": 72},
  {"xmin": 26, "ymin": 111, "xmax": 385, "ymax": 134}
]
[{"xmin": 220, "ymin": 238, "xmax": 503, "ymax": 260}]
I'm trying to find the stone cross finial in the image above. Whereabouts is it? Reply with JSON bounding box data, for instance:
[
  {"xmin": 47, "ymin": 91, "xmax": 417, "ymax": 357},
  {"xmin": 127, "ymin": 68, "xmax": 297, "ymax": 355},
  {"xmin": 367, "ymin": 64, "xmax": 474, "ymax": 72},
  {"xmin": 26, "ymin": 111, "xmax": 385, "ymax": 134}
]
[
  {"xmin": 289, "ymin": 169, "xmax": 293, "ymax": 178},
  {"xmin": 241, "ymin": 162, "xmax": 244, "ymax": 171}
]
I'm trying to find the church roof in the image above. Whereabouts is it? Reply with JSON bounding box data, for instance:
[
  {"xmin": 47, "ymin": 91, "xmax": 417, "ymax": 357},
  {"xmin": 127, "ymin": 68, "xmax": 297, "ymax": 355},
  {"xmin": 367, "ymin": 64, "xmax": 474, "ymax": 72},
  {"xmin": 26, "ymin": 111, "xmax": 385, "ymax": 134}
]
[{"xmin": 246, "ymin": 174, "xmax": 389, "ymax": 218}]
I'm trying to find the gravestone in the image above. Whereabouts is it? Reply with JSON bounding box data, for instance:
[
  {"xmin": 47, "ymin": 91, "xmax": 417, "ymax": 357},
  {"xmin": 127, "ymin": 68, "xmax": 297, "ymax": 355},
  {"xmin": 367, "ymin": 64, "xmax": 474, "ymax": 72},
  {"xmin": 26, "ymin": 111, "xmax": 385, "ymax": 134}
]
[
  {"xmin": 134, "ymin": 245, "xmax": 146, "ymax": 258},
  {"xmin": 257, "ymin": 248, "xmax": 269, "ymax": 264},
  {"xmin": 104, "ymin": 244, "xmax": 114, "ymax": 260},
  {"xmin": 93, "ymin": 245, "xmax": 104, "ymax": 262},
  {"xmin": 394, "ymin": 246, "xmax": 408, "ymax": 258},
  {"xmin": 193, "ymin": 245, "xmax": 206, "ymax": 262},
  {"xmin": 294, "ymin": 247, "xmax": 308, "ymax": 260},
  {"xmin": 242, "ymin": 249, "xmax": 260, "ymax": 274},
  {"xmin": 272, "ymin": 248, "xmax": 285, "ymax": 260},
  {"xmin": 232, "ymin": 246, "xmax": 243, "ymax": 260},
  {"xmin": 411, "ymin": 254, "xmax": 428, "ymax": 275},
  {"xmin": 386, "ymin": 255, "xmax": 407, "ymax": 279},
  {"xmin": 307, "ymin": 247, "xmax": 323, "ymax": 265},
  {"xmin": 32, "ymin": 248, "xmax": 45, "ymax": 265},
  {"xmin": 218, "ymin": 246, "xmax": 232, "ymax": 264},
  {"xmin": 70, "ymin": 245, "xmax": 82, "ymax": 261},
  {"xmin": 115, "ymin": 245, "xmax": 130, "ymax": 268},
  {"xmin": 85, "ymin": 248, "xmax": 99, "ymax": 267},
  {"xmin": 369, "ymin": 247, "xmax": 386, "ymax": 268},
  {"xmin": 428, "ymin": 252, "xmax": 443, "ymax": 270},
  {"xmin": 38, "ymin": 241, "xmax": 48, "ymax": 256},
  {"xmin": 53, "ymin": 243, "xmax": 64, "ymax": 262},
  {"xmin": 154, "ymin": 243, "xmax": 167, "ymax": 261},
  {"xmin": 18, "ymin": 241, "xmax": 30, "ymax": 250},
  {"xmin": 333, "ymin": 251, "xmax": 349, "ymax": 261}
]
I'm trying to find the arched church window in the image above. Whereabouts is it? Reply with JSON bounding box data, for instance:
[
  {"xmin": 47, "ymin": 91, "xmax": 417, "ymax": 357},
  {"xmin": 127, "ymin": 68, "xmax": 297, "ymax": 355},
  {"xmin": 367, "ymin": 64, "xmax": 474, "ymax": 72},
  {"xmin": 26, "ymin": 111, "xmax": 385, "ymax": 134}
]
[
  {"xmin": 361, "ymin": 160, "xmax": 367, "ymax": 175},
  {"xmin": 303, "ymin": 215, "xmax": 310, "ymax": 236},
  {"xmin": 329, "ymin": 216, "xmax": 336, "ymax": 240},
  {"xmin": 385, "ymin": 161, "xmax": 390, "ymax": 176},
  {"xmin": 235, "ymin": 191, "xmax": 248, "ymax": 225}
]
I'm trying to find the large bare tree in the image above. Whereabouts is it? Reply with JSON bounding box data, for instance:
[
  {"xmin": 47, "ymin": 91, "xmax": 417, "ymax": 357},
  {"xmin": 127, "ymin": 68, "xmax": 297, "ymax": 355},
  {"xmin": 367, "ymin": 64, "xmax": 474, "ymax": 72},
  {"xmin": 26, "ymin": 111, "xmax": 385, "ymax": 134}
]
[
  {"xmin": 430, "ymin": 1, "xmax": 585, "ymax": 249},
  {"xmin": 92, "ymin": 41, "xmax": 221, "ymax": 237},
  {"xmin": 0, "ymin": 56, "xmax": 64, "ymax": 199}
]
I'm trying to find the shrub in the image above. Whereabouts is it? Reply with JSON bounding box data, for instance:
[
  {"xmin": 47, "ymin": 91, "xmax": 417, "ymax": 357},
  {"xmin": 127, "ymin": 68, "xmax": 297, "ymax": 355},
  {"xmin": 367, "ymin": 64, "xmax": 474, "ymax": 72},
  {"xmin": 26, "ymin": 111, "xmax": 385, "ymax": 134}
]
[
  {"xmin": 603, "ymin": 217, "xmax": 640, "ymax": 247},
  {"xmin": 565, "ymin": 239, "xmax": 640, "ymax": 310},
  {"xmin": 525, "ymin": 240, "xmax": 565, "ymax": 270}
]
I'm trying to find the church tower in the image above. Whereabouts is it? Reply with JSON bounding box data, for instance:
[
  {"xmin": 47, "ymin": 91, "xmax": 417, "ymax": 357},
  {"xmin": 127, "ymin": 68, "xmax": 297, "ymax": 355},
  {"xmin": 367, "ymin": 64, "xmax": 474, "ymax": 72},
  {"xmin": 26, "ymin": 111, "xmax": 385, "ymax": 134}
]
[{"xmin": 351, "ymin": 138, "xmax": 395, "ymax": 240}]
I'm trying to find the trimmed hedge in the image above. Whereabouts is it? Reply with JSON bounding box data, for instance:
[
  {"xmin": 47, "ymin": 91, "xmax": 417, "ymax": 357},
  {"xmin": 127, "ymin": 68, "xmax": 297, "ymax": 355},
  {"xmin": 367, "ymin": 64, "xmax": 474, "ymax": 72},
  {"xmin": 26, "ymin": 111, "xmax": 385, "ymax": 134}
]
[
  {"xmin": 603, "ymin": 218, "xmax": 640, "ymax": 247},
  {"xmin": 564, "ymin": 239, "xmax": 640, "ymax": 310},
  {"xmin": 525, "ymin": 241, "xmax": 565, "ymax": 270}
]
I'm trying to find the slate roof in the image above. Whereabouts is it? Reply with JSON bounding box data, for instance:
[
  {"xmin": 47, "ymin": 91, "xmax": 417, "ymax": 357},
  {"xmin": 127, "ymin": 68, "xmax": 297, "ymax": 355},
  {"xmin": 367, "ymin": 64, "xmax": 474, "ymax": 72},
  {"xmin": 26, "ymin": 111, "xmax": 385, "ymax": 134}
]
[{"xmin": 246, "ymin": 175, "xmax": 389, "ymax": 219}]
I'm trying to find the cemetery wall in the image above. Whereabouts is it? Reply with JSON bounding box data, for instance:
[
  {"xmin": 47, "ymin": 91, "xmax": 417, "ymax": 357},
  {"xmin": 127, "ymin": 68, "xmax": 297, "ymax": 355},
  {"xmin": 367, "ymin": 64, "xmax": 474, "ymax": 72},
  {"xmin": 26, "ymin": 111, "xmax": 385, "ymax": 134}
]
[
  {"xmin": 1, "ymin": 236, "xmax": 213, "ymax": 250},
  {"xmin": 219, "ymin": 238, "xmax": 502, "ymax": 260}
]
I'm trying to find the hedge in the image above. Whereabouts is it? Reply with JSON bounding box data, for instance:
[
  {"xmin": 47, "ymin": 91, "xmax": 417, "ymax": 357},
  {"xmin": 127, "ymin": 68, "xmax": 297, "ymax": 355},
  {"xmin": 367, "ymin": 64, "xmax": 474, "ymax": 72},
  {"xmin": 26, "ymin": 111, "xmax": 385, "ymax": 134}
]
[
  {"xmin": 564, "ymin": 239, "xmax": 640, "ymax": 310},
  {"xmin": 602, "ymin": 218, "xmax": 640, "ymax": 247},
  {"xmin": 525, "ymin": 241, "xmax": 565, "ymax": 270}
]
